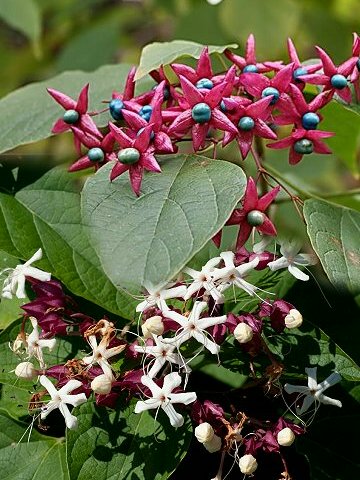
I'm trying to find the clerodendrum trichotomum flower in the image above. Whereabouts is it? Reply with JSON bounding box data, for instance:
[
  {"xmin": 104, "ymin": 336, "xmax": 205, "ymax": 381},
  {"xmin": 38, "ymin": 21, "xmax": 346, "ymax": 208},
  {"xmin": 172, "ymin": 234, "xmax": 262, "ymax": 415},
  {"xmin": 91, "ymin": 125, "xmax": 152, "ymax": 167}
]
[
  {"xmin": 268, "ymin": 240, "xmax": 317, "ymax": 281},
  {"xmin": 134, "ymin": 372, "xmax": 196, "ymax": 427}
]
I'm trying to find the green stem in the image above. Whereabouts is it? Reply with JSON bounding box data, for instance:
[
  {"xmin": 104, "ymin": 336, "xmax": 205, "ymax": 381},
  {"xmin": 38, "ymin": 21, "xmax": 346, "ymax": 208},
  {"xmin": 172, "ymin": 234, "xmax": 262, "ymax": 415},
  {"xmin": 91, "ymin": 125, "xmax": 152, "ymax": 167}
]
[
  {"xmin": 264, "ymin": 164, "xmax": 312, "ymax": 199},
  {"xmin": 275, "ymin": 187, "xmax": 360, "ymax": 203}
]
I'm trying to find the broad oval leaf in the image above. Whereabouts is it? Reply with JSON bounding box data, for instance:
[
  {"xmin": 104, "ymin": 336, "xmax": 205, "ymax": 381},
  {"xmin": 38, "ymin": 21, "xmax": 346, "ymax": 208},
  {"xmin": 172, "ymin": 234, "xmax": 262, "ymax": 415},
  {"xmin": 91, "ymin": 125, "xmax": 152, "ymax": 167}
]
[
  {"xmin": 135, "ymin": 40, "xmax": 237, "ymax": 80},
  {"xmin": 304, "ymin": 199, "xmax": 360, "ymax": 298},
  {"xmin": 0, "ymin": 64, "xmax": 152, "ymax": 154},
  {"xmin": 82, "ymin": 155, "xmax": 246, "ymax": 289},
  {"xmin": 66, "ymin": 402, "xmax": 192, "ymax": 480}
]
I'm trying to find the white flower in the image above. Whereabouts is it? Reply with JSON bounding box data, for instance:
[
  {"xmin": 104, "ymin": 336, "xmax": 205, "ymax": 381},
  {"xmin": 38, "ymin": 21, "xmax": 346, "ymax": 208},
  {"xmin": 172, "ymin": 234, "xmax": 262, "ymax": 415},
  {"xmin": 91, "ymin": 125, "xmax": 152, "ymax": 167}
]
[
  {"xmin": 234, "ymin": 323, "xmax": 253, "ymax": 344},
  {"xmin": 184, "ymin": 256, "xmax": 224, "ymax": 304},
  {"xmin": 268, "ymin": 241, "xmax": 317, "ymax": 281},
  {"xmin": 14, "ymin": 361, "xmax": 37, "ymax": 379},
  {"xmin": 83, "ymin": 334, "xmax": 125, "ymax": 377},
  {"xmin": 134, "ymin": 335, "xmax": 189, "ymax": 378},
  {"xmin": 27, "ymin": 317, "xmax": 56, "ymax": 368},
  {"xmin": 141, "ymin": 315, "xmax": 164, "ymax": 339},
  {"xmin": 239, "ymin": 454, "xmax": 258, "ymax": 475},
  {"xmin": 284, "ymin": 367, "xmax": 342, "ymax": 414},
  {"xmin": 1, "ymin": 248, "xmax": 51, "ymax": 299},
  {"xmin": 39, "ymin": 375, "xmax": 87, "ymax": 429},
  {"xmin": 136, "ymin": 283, "xmax": 187, "ymax": 313},
  {"xmin": 204, "ymin": 434, "xmax": 222, "ymax": 453},
  {"xmin": 195, "ymin": 422, "xmax": 214, "ymax": 443},
  {"xmin": 207, "ymin": 0, "xmax": 223, "ymax": 5},
  {"xmin": 164, "ymin": 301, "xmax": 226, "ymax": 354},
  {"xmin": 285, "ymin": 309, "xmax": 303, "ymax": 329},
  {"xmin": 212, "ymin": 251, "xmax": 260, "ymax": 296},
  {"xmin": 134, "ymin": 372, "xmax": 196, "ymax": 428},
  {"xmin": 277, "ymin": 427, "xmax": 295, "ymax": 446},
  {"xmin": 91, "ymin": 373, "xmax": 114, "ymax": 395}
]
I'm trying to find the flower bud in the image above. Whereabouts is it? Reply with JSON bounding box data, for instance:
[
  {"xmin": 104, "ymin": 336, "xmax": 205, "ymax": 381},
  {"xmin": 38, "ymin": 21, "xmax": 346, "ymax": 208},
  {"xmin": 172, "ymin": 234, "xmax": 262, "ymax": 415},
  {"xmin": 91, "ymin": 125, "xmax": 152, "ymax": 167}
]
[
  {"xmin": 239, "ymin": 454, "xmax": 258, "ymax": 475},
  {"xmin": 141, "ymin": 315, "xmax": 164, "ymax": 339},
  {"xmin": 203, "ymin": 434, "xmax": 222, "ymax": 453},
  {"xmin": 15, "ymin": 361, "xmax": 37, "ymax": 379},
  {"xmin": 91, "ymin": 374, "xmax": 113, "ymax": 395},
  {"xmin": 277, "ymin": 427, "xmax": 295, "ymax": 446},
  {"xmin": 234, "ymin": 323, "xmax": 253, "ymax": 344},
  {"xmin": 285, "ymin": 309, "xmax": 303, "ymax": 329},
  {"xmin": 195, "ymin": 422, "xmax": 214, "ymax": 443}
]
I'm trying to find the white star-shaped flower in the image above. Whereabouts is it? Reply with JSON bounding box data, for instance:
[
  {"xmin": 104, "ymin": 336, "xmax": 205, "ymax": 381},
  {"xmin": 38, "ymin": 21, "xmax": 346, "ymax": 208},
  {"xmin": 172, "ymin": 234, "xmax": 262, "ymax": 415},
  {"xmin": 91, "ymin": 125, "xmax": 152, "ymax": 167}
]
[
  {"xmin": 284, "ymin": 367, "xmax": 342, "ymax": 414},
  {"xmin": 184, "ymin": 256, "xmax": 224, "ymax": 304},
  {"xmin": 134, "ymin": 335, "xmax": 189, "ymax": 378},
  {"xmin": 164, "ymin": 301, "xmax": 226, "ymax": 354},
  {"xmin": 134, "ymin": 372, "xmax": 196, "ymax": 427},
  {"xmin": 27, "ymin": 317, "xmax": 56, "ymax": 368},
  {"xmin": 82, "ymin": 334, "xmax": 125, "ymax": 376},
  {"xmin": 268, "ymin": 241, "xmax": 317, "ymax": 281},
  {"xmin": 212, "ymin": 251, "xmax": 260, "ymax": 296},
  {"xmin": 1, "ymin": 248, "xmax": 51, "ymax": 299},
  {"xmin": 40, "ymin": 375, "xmax": 87, "ymax": 429},
  {"xmin": 136, "ymin": 283, "xmax": 187, "ymax": 313}
]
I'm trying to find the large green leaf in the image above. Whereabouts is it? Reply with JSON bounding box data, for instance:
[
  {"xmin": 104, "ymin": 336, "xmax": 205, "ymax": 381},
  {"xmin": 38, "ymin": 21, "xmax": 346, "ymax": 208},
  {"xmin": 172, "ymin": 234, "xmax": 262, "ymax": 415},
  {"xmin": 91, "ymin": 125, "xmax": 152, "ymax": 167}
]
[
  {"xmin": 0, "ymin": 167, "xmax": 137, "ymax": 319},
  {"xmin": 0, "ymin": 64, "xmax": 152, "ymax": 154},
  {"xmin": 304, "ymin": 199, "xmax": 360, "ymax": 298},
  {"xmin": 0, "ymin": 412, "xmax": 69, "ymax": 479},
  {"xmin": 82, "ymin": 155, "xmax": 246, "ymax": 289},
  {"xmin": 66, "ymin": 401, "xmax": 192, "ymax": 480},
  {"xmin": 135, "ymin": 40, "xmax": 237, "ymax": 80}
]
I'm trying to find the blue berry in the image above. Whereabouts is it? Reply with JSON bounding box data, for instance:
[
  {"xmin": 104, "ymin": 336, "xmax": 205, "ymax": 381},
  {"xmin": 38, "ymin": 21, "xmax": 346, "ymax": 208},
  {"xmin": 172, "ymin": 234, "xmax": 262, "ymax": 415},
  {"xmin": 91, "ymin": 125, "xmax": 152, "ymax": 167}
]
[
  {"xmin": 357, "ymin": 58, "xmax": 360, "ymax": 71},
  {"xmin": 238, "ymin": 116, "xmax": 255, "ymax": 131},
  {"xmin": 137, "ymin": 127, "xmax": 155, "ymax": 140},
  {"xmin": 109, "ymin": 99, "xmax": 124, "ymax": 121},
  {"xmin": 63, "ymin": 109, "xmax": 79, "ymax": 124},
  {"xmin": 196, "ymin": 78, "xmax": 214, "ymax": 90},
  {"xmin": 330, "ymin": 74, "xmax": 347, "ymax": 89},
  {"xmin": 261, "ymin": 87, "xmax": 280, "ymax": 104},
  {"xmin": 247, "ymin": 210, "xmax": 265, "ymax": 226},
  {"xmin": 243, "ymin": 64, "xmax": 258, "ymax": 73},
  {"xmin": 88, "ymin": 147, "xmax": 105, "ymax": 162},
  {"xmin": 191, "ymin": 103, "xmax": 212, "ymax": 124},
  {"xmin": 118, "ymin": 148, "xmax": 140, "ymax": 165},
  {"xmin": 139, "ymin": 105, "xmax": 152, "ymax": 121},
  {"xmin": 293, "ymin": 67, "xmax": 307, "ymax": 81},
  {"xmin": 294, "ymin": 139, "xmax": 313, "ymax": 154},
  {"xmin": 301, "ymin": 112, "xmax": 320, "ymax": 130},
  {"xmin": 220, "ymin": 100, "xmax": 227, "ymax": 112}
]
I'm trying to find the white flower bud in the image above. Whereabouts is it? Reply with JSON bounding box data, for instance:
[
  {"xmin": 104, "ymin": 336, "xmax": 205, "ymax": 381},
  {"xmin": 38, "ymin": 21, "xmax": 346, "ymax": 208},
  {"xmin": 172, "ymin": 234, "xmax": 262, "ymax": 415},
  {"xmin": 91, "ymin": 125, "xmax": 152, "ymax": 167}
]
[
  {"xmin": 91, "ymin": 374, "xmax": 113, "ymax": 395},
  {"xmin": 285, "ymin": 309, "xmax": 303, "ymax": 329},
  {"xmin": 277, "ymin": 427, "xmax": 295, "ymax": 446},
  {"xmin": 195, "ymin": 422, "xmax": 214, "ymax": 443},
  {"xmin": 203, "ymin": 434, "xmax": 222, "ymax": 453},
  {"xmin": 234, "ymin": 323, "xmax": 253, "ymax": 344},
  {"xmin": 239, "ymin": 454, "xmax": 258, "ymax": 475},
  {"xmin": 141, "ymin": 315, "xmax": 164, "ymax": 339},
  {"xmin": 14, "ymin": 361, "xmax": 37, "ymax": 379}
]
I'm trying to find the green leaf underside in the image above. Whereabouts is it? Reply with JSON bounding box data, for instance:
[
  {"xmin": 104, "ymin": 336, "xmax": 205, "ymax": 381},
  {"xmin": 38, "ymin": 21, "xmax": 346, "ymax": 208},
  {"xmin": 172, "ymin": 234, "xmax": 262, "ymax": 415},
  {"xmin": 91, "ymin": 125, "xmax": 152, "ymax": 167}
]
[
  {"xmin": 0, "ymin": 167, "xmax": 137, "ymax": 320},
  {"xmin": 304, "ymin": 199, "xmax": 360, "ymax": 297},
  {"xmin": 66, "ymin": 401, "xmax": 192, "ymax": 480},
  {"xmin": 135, "ymin": 40, "xmax": 237, "ymax": 80},
  {"xmin": 0, "ymin": 64, "xmax": 153, "ymax": 155},
  {"xmin": 0, "ymin": 412, "xmax": 69, "ymax": 479},
  {"xmin": 82, "ymin": 155, "xmax": 246, "ymax": 289}
]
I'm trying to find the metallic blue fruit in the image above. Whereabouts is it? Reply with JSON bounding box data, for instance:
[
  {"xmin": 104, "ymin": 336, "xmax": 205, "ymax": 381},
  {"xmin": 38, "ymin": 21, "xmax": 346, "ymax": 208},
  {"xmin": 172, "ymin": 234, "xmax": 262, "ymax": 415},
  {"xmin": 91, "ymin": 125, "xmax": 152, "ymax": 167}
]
[
  {"xmin": 139, "ymin": 105, "xmax": 152, "ymax": 121},
  {"xmin": 118, "ymin": 147, "xmax": 140, "ymax": 164},
  {"xmin": 357, "ymin": 58, "xmax": 360, "ymax": 71},
  {"xmin": 238, "ymin": 116, "xmax": 255, "ymax": 131},
  {"xmin": 109, "ymin": 99, "xmax": 124, "ymax": 120},
  {"xmin": 63, "ymin": 109, "xmax": 79, "ymax": 124},
  {"xmin": 220, "ymin": 100, "xmax": 227, "ymax": 112},
  {"xmin": 301, "ymin": 112, "xmax": 320, "ymax": 130},
  {"xmin": 88, "ymin": 147, "xmax": 105, "ymax": 162},
  {"xmin": 330, "ymin": 74, "xmax": 347, "ymax": 89},
  {"xmin": 293, "ymin": 67, "xmax": 307, "ymax": 80},
  {"xmin": 191, "ymin": 103, "xmax": 212, "ymax": 124},
  {"xmin": 243, "ymin": 64, "xmax": 258, "ymax": 73},
  {"xmin": 196, "ymin": 78, "xmax": 214, "ymax": 90},
  {"xmin": 247, "ymin": 210, "xmax": 265, "ymax": 226},
  {"xmin": 294, "ymin": 139, "xmax": 313, "ymax": 154},
  {"xmin": 137, "ymin": 127, "xmax": 155, "ymax": 140},
  {"xmin": 261, "ymin": 87, "xmax": 280, "ymax": 104}
]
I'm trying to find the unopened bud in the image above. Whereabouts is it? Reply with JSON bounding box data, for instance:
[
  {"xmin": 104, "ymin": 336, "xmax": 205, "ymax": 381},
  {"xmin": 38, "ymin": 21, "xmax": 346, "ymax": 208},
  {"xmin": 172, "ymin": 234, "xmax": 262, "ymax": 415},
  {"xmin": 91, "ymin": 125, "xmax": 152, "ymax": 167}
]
[
  {"xmin": 91, "ymin": 374, "xmax": 113, "ymax": 394},
  {"xmin": 239, "ymin": 454, "xmax": 258, "ymax": 475},
  {"xmin": 234, "ymin": 323, "xmax": 253, "ymax": 344},
  {"xmin": 141, "ymin": 315, "xmax": 164, "ymax": 339},
  {"xmin": 195, "ymin": 422, "xmax": 214, "ymax": 443},
  {"xmin": 15, "ymin": 361, "xmax": 37, "ymax": 379},
  {"xmin": 277, "ymin": 427, "xmax": 295, "ymax": 446},
  {"xmin": 285, "ymin": 309, "xmax": 303, "ymax": 329},
  {"xmin": 203, "ymin": 434, "xmax": 222, "ymax": 453}
]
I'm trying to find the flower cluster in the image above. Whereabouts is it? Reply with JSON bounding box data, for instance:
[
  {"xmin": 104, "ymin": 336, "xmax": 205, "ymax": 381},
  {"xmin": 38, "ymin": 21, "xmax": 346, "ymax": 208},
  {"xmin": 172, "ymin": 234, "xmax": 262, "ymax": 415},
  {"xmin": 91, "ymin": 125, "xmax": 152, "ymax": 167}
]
[{"xmin": 47, "ymin": 34, "xmax": 360, "ymax": 195}]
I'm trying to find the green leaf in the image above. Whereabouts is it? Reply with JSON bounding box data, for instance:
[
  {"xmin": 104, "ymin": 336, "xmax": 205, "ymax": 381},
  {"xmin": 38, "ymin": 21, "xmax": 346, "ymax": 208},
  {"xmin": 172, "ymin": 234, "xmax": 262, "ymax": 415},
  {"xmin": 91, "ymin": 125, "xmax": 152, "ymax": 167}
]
[
  {"xmin": 0, "ymin": 0, "xmax": 41, "ymax": 54},
  {"xmin": 66, "ymin": 401, "xmax": 192, "ymax": 480},
  {"xmin": 320, "ymin": 101, "xmax": 360, "ymax": 177},
  {"xmin": 304, "ymin": 199, "xmax": 360, "ymax": 298},
  {"xmin": 219, "ymin": 0, "xmax": 300, "ymax": 58},
  {"xmin": 0, "ymin": 411, "xmax": 69, "ymax": 479},
  {"xmin": 135, "ymin": 40, "xmax": 237, "ymax": 80},
  {"xmin": 82, "ymin": 155, "xmax": 246, "ymax": 289},
  {"xmin": 0, "ymin": 64, "xmax": 152, "ymax": 155},
  {"xmin": 0, "ymin": 167, "xmax": 137, "ymax": 320}
]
